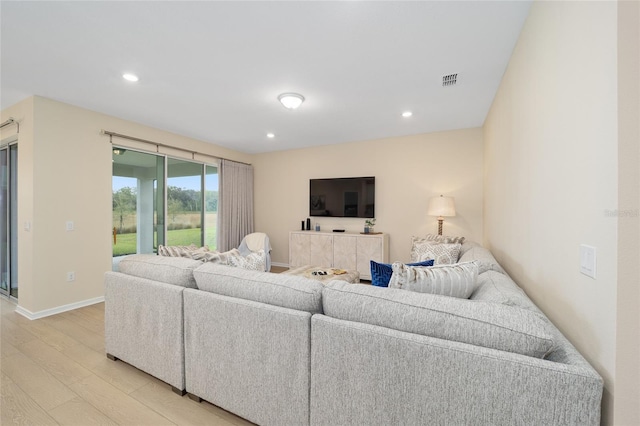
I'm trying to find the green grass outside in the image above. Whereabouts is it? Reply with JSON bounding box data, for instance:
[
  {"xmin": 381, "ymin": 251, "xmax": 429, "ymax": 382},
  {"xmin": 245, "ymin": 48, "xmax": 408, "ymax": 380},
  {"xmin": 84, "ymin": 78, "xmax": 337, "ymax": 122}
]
[{"xmin": 113, "ymin": 227, "xmax": 217, "ymax": 257}]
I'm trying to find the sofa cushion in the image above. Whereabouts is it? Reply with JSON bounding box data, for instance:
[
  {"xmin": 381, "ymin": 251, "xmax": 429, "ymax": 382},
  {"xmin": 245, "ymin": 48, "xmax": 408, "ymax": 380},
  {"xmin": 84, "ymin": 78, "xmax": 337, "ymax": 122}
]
[
  {"xmin": 388, "ymin": 261, "xmax": 479, "ymax": 299},
  {"xmin": 370, "ymin": 259, "xmax": 434, "ymax": 287},
  {"xmin": 118, "ymin": 254, "xmax": 200, "ymax": 288},
  {"xmin": 471, "ymin": 270, "xmax": 542, "ymax": 314},
  {"xmin": 322, "ymin": 281, "xmax": 556, "ymax": 358},
  {"xmin": 410, "ymin": 241, "xmax": 461, "ymax": 264},
  {"xmin": 193, "ymin": 263, "xmax": 323, "ymax": 314},
  {"xmin": 458, "ymin": 245, "xmax": 505, "ymax": 275},
  {"xmin": 459, "ymin": 240, "xmax": 481, "ymax": 257}
]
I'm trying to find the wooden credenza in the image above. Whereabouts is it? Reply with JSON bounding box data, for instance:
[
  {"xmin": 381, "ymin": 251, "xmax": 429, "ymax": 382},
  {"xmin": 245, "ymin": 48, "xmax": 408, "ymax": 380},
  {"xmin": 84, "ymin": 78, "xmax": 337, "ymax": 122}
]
[{"xmin": 289, "ymin": 231, "xmax": 389, "ymax": 280}]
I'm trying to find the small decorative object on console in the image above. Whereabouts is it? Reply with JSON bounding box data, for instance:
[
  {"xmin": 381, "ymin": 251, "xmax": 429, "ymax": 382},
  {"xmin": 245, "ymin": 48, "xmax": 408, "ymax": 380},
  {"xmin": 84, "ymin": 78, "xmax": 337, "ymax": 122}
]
[{"xmin": 364, "ymin": 218, "xmax": 376, "ymax": 233}]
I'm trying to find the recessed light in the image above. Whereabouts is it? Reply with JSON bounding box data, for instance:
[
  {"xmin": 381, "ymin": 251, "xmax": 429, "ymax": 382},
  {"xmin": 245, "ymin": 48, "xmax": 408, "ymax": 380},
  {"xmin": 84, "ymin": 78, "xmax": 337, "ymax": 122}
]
[
  {"xmin": 122, "ymin": 73, "xmax": 139, "ymax": 82},
  {"xmin": 402, "ymin": 111, "xmax": 413, "ymax": 118},
  {"xmin": 266, "ymin": 133, "xmax": 275, "ymax": 138}
]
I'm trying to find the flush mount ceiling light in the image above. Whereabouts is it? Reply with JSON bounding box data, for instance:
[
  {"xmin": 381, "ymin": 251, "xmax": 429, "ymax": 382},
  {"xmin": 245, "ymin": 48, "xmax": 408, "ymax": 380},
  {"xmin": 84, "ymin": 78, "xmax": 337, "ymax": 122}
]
[
  {"xmin": 402, "ymin": 111, "xmax": 413, "ymax": 118},
  {"xmin": 122, "ymin": 73, "xmax": 139, "ymax": 82},
  {"xmin": 278, "ymin": 93, "xmax": 305, "ymax": 109},
  {"xmin": 266, "ymin": 133, "xmax": 275, "ymax": 138}
]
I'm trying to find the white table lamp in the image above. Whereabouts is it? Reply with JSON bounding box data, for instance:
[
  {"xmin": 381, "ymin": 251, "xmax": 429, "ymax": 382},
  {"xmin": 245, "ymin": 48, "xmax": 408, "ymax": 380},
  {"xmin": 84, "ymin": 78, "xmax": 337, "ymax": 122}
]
[{"xmin": 427, "ymin": 195, "xmax": 456, "ymax": 235}]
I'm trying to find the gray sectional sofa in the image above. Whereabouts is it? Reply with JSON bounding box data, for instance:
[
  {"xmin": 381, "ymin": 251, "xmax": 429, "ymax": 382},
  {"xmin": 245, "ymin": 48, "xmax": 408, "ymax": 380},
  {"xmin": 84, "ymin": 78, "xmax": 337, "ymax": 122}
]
[{"xmin": 104, "ymin": 241, "xmax": 603, "ymax": 426}]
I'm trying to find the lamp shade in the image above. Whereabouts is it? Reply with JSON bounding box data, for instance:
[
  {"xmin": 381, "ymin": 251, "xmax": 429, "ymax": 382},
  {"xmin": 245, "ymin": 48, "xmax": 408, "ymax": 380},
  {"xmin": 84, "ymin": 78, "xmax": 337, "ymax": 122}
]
[{"xmin": 427, "ymin": 195, "xmax": 456, "ymax": 217}]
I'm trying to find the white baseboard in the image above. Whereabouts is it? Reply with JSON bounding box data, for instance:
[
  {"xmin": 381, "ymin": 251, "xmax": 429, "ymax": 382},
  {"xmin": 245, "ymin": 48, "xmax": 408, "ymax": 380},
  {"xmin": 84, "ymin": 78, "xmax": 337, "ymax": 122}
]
[
  {"xmin": 15, "ymin": 296, "xmax": 105, "ymax": 320},
  {"xmin": 271, "ymin": 261, "xmax": 289, "ymax": 268}
]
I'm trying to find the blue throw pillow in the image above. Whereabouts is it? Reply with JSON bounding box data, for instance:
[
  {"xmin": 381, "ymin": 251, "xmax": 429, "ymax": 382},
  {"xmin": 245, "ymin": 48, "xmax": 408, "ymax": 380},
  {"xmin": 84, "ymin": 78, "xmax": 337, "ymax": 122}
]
[{"xmin": 370, "ymin": 259, "xmax": 435, "ymax": 287}]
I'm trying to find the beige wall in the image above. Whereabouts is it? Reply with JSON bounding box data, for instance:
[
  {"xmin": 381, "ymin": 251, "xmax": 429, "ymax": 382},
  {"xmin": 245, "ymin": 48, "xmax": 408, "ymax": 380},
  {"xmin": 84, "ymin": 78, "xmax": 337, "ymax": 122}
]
[
  {"xmin": 483, "ymin": 1, "xmax": 619, "ymax": 423},
  {"xmin": 615, "ymin": 1, "xmax": 640, "ymax": 424},
  {"xmin": 253, "ymin": 128, "xmax": 483, "ymax": 265},
  {"xmin": 0, "ymin": 96, "xmax": 250, "ymax": 315}
]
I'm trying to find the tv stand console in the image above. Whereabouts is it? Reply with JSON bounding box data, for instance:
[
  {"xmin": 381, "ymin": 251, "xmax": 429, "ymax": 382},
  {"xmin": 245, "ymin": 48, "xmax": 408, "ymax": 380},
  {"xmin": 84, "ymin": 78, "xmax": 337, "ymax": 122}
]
[{"xmin": 289, "ymin": 231, "xmax": 389, "ymax": 280}]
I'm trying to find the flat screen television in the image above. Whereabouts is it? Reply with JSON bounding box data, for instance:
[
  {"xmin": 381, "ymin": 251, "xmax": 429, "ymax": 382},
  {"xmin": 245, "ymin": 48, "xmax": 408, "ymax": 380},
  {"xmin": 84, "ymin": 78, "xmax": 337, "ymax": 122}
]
[{"xmin": 310, "ymin": 177, "xmax": 375, "ymax": 218}]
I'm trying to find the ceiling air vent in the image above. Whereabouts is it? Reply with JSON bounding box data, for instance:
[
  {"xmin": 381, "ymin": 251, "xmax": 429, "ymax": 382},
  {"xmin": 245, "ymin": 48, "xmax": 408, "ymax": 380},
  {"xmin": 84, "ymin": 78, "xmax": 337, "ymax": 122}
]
[{"xmin": 442, "ymin": 74, "xmax": 457, "ymax": 87}]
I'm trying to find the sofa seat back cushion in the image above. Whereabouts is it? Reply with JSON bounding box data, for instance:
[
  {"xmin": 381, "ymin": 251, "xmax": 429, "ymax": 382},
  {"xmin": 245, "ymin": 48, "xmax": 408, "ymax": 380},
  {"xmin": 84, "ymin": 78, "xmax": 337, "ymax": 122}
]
[
  {"xmin": 193, "ymin": 263, "xmax": 323, "ymax": 314},
  {"xmin": 458, "ymin": 245, "xmax": 505, "ymax": 275},
  {"xmin": 118, "ymin": 254, "xmax": 201, "ymax": 288},
  {"xmin": 389, "ymin": 261, "xmax": 479, "ymax": 299},
  {"xmin": 471, "ymin": 270, "xmax": 542, "ymax": 314},
  {"xmin": 322, "ymin": 281, "xmax": 555, "ymax": 358}
]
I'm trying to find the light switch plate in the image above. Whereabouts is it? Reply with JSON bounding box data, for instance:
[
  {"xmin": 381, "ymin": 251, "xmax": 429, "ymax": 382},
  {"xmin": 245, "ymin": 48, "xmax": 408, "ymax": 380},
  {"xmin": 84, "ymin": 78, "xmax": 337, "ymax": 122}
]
[
  {"xmin": 66, "ymin": 221, "xmax": 74, "ymax": 231},
  {"xmin": 580, "ymin": 245, "xmax": 597, "ymax": 279}
]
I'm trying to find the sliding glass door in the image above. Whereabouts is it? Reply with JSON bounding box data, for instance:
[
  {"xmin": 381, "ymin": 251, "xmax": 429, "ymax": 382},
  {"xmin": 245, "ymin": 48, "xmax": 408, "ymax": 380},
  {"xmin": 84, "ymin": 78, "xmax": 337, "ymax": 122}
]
[
  {"xmin": 112, "ymin": 148, "xmax": 218, "ymax": 267},
  {"xmin": 1, "ymin": 144, "xmax": 18, "ymax": 299}
]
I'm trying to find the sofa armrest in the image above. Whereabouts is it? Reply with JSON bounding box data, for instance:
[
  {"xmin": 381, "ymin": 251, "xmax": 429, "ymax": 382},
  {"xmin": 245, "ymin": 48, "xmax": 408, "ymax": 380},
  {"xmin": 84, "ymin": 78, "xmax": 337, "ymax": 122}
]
[
  {"xmin": 310, "ymin": 315, "xmax": 602, "ymax": 426},
  {"xmin": 104, "ymin": 271, "xmax": 186, "ymax": 391}
]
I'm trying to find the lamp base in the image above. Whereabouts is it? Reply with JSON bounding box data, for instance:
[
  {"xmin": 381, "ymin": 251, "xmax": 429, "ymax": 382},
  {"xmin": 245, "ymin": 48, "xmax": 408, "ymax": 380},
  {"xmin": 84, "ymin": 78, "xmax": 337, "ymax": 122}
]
[{"xmin": 437, "ymin": 218, "xmax": 444, "ymax": 236}]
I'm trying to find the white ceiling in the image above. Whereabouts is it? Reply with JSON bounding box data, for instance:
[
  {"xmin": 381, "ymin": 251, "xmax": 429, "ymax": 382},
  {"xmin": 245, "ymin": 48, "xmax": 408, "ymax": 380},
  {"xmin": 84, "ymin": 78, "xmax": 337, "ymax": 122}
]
[{"xmin": 1, "ymin": 1, "xmax": 531, "ymax": 154}]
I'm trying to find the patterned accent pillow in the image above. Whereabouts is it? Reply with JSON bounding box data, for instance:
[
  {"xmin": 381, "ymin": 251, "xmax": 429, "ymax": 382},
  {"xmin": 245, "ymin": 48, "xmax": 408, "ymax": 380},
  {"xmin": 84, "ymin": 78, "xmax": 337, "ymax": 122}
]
[
  {"xmin": 412, "ymin": 234, "xmax": 466, "ymax": 246},
  {"xmin": 388, "ymin": 261, "xmax": 479, "ymax": 298},
  {"xmin": 158, "ymin": 244, "xmax": 209, "ymax": 258},
  {"xmin": 370, "ymin": 259, "xmax": 434, "ymax": 287},
  {"xmin": 227, "ymin": 249, "xmax": 267, "ymax": 271},
  {"xmin": 190, "ymin": 248, "xmax": 238, "ymax": 264},
  {"xmin": 410, "ymin": 241, "xmax": 461, "ymax": 264}
]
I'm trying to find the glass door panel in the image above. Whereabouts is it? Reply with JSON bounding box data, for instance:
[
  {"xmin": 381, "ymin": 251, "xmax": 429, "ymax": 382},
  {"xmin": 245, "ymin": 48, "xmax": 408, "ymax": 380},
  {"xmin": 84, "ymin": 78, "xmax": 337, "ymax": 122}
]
[
  {"xmin": 0, "ymin": 145, "xmax": 17, "ymax": 298},
  {"xmin": 205, "ymin": 165, "xmax": 218, "ymax": 250},
  {"xmin": 166, "ymin": 158, "xmax": 203, "ymax": 247},
  {"xmin": 112, "ymin": 149, "xmax": 165, "ymax": 269},
  {"xmin": 9, "ymin": 145, "xmax": 17, "ymax": 298},
  {"xmin": 1, "ymin": 148, "xmax": 8, "ymax": 296}
]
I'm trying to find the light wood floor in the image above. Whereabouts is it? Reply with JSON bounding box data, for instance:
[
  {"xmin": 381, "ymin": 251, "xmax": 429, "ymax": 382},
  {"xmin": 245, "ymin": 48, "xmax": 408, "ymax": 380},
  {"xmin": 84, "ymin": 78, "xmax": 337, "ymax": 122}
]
[{"xmin": 0, "ymin": 297, "xmax": 254, "ymax": 426}]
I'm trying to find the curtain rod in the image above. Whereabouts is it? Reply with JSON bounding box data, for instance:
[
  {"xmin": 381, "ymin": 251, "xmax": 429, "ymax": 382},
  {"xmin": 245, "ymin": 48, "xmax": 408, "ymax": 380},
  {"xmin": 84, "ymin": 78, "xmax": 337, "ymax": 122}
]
[
  {"xmin": 101, "ymin": 129, "xmax": 251, "ymax": 166},
  {"xmin": 0, "ymin": 118, "xmax": 19, "ymax": 133}
]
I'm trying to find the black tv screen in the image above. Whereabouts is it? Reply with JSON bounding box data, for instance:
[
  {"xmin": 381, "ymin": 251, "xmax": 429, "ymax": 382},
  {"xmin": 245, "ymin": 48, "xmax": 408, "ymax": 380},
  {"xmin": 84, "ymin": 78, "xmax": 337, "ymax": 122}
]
[{"xmin": 310, "ymin": 177, "xmax": 375, "ymax": 218}]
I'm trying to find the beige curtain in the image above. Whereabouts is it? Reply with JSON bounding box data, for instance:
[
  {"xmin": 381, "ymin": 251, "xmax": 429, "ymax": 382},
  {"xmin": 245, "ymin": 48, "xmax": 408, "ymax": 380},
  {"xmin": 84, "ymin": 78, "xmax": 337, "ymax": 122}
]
[{"xmin": 218, "ymin": 159, "xmax": 254, "ymax": 251}]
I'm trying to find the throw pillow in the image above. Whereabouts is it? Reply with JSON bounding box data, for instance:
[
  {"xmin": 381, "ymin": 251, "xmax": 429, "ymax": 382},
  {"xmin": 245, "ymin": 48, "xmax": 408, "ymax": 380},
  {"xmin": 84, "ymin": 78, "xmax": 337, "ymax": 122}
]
[
  {"xmin": 410, "ymin": 241, "xmax": 461, "ymax": 264},
  {"xmin": 370, "ymin": 259, "xmax": 434, "ymax": 287},
  {"xmin": 227, "ymin": 249, "xmax": 267, "ymax": 271},
  {"xmin": 190, "ymin": 248, "xmax": 238, "ymax": 264},
  {"xmin": 412, "ymin": 233, "xmax": 466, "ymax": 246},
  {"xmin": 388, "ymin": 261, "xmax": 479, "ymax": 298},
  {"xmin": 158, "ymin": 244, "xmax": 209, "ymax": 258}
]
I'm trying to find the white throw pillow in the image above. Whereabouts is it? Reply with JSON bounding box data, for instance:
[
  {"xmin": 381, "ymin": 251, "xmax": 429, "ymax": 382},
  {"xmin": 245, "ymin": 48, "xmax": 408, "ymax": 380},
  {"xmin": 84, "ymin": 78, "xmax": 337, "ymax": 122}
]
[
  {"xmin": 158, "ymin": 244, "xmax": 209, "ymax": 258},
  {"xmin": 388, "ymin": 261, "xmax": 479, "ymax": 299},
  {"xmin": 190, "ymin": 248, "xmax": 238, "ymax": 264},
  {"xmin": 227, "ymin": 249, "xmax": 266, "ymax": 271},
  {"xmin": 410, "ymin": 241, "xmax": 461, "ymax": 264}
]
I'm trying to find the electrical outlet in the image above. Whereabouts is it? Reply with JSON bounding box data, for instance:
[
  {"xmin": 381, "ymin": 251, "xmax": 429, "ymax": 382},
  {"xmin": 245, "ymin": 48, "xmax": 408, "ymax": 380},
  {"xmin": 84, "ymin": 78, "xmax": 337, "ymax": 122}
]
[
  {"xmin": 66, "ymin": 221, "xmax": 74, "ymax": 231},
  {"xmin": 67, "ymin": 271, "xmax": 75, "ymax": 282}
]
